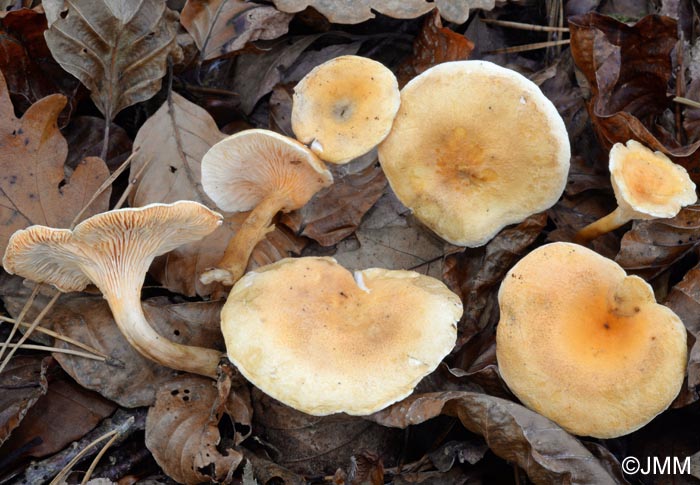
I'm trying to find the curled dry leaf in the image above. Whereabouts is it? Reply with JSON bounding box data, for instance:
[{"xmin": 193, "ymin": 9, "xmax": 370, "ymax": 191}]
[
  {"xmin": 252, "ymin": 389, "xmax": 403, "ymax": 475},
  {"xmin": 370, "ymin": 392, "xmax": 624, "ymax": 484},
  {"xmin": 1, "ymin": 367, "xmax": 116, "ymax": 462},
  {"xmin": 130, "ymin": 92, "xmax": 306, "ymax": 296},
  {"xmin": 181, "ymin": 0, "xmax": 293, "ymax": 61},
  {"xmin": 0, "ymin": 70, "xmax": 110, "ymax": 257},
  {"xmin": 0, "ymin": 356, "xmax": 49, "ymax": 447},
  {"xmin": 615, "ymin": 205, "xmax": 700, "ymax": 280},
  {"xmin": 569, "ymin": 13, "xmax": 700, "ymax": 181},
  {"xmin": 3, "ymin": 293, "xmax": 224, "ymax": 408},
  {"xmin": 45, "ymin": 0, "xmax": 179, "ymax": 121},
  {"xmin": 396, "ymin": 10, "xmax": 474, "ymax": 87},
  {"xmin": 145, "ymin": 375, "xmax": 251, "ymax": 485},
  {"xmin": 270, "ymin": 0, "xmax": 487, "ymax": 24}
]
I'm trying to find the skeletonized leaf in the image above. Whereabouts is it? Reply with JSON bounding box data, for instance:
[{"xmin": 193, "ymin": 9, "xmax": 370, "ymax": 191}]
[
  {"xmin": 130, "ymin": 92, "xmax": 306, "ymax": 296},
  {"xmin": 44, "ymin": 0, "xmax": 179, "ymax": 121},
  {"xmin": 371, "ymin": 392, "xmax": 624, "ymax": 484},
  {"xmin": 181, "ymin": 0, "xmax": 292, "ymax": 61},
  {"xmin": 0, "ymin": 70, "xmax": 110, "ymax": 258},
  {"xmin": 145, "ymin": 375, "xmax": 250, "ymax": 484}
]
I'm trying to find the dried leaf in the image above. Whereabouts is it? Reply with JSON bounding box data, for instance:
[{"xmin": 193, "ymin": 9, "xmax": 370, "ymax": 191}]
[
  {"xmin": 145, "ymin": 375, "xmax": 250, "ymax": 484},
  {"xmin": 252, "ymin": 389, "xmax": 403, "ymax": 475},
  {"xmin": 130, "ymin": 92, "xmax": 306, "ymax": 296},
  {"xmin": 0, "ymin": 9, "xmax": 80, "ymax": 123},
  {"xmin": 569, "ymin": 13, "xmax": 700, "ymax": 181},
  {"xmin": 64, "ymin": 116, "xmax": 133, "ymax": 171},
  {"xmin": 397, "ymin": 10, "xmax": 474, "ymax": 87},
  {"xmin": 45, "ymin": 0, "xmax": 179, "ymax": 121},
  {"xmin": 0, "ymin": 70, "xmax": 110, "ymax": 257},
  {"xmin": 1, "ymin": 367, "xmax": 116, "ymax": 461},
  {"xmin": 371, "ymin": 392, "xmax": 624, "ymax": 484},
  {"xmin": 181, "ymin": 0, "xmax": 292, "ymax": 61},
  {"xmin": 0, "ymin": 356, "xmax": 49, "ymax": 447},
  {"xmin": 615, "ymin": 205, "xmax": 700, "ymax": 280},
  {"xmin": 348, "ymin": 451, "xmax": 383, "ymax": 485},
  {"xmin": 270, "ymin": 0, "xmax": 486, "ymax": 24},
  {"xmin": 3, "ymin": 292, "xmax": 225, "ymax": 408}
]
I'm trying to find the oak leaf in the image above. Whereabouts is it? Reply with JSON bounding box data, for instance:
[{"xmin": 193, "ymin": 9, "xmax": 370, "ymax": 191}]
[
  {"xmin": 44, "ymin": 0, "xmax": 179, "ymax": 121},
  {"xmin": 0, "ymin": 70, "xmax": 110, "ymax": 258}
]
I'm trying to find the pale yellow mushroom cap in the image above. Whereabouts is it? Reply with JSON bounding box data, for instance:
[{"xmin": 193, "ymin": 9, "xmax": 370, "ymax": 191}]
[
  {"xmin": 497, "ymin": 242, "xmax": 687, "ymax": 438},
  {"xmin": 610, "ymin": 140, "xmax": 697, "ymax": 219},
  {"xmin": 201, "ymin": 129, "xmax": 333, "ymax": 213},
  {"xmin": 378, "ymin": 60, "xmax": 570, "ymax": 247},
  {"xmin": 292, "ymin": 55, "xmax": 401, "ymax": 164},
  {"xmin": 221, "ymin": 256, "xmax": 462, "ymax": 416}
]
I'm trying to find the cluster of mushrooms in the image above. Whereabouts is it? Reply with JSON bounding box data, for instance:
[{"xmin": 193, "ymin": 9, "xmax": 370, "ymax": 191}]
[{"xmin": 2, "ymin": 56, "xmax": 698, "ymax": 441}]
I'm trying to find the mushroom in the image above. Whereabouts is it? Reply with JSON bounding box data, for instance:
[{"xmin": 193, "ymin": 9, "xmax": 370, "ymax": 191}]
[
  {"xmin": 575, "ymin": 140, "xmax": 697, "ymax": 243},
  {"xmin": 496, "ymin": 242, "xmax": 687, "ymax": 438},
  {"xmin": 200, "ymin": 129, "xmax": 333, "ymax": 286},
  {"xmin": 378, "ymin": 60, "xmax": 570, "ymax": 247},
  {"xmin": 292, "ymin": 55, "xmax": 401, "ymax": 164},
  {"xmin": 3, "ymin": 201, "xmax": 224, "ymax": 379},
  {"xmin": 221, "ymin": 256, "xmax": 462, "ymax": 415}
]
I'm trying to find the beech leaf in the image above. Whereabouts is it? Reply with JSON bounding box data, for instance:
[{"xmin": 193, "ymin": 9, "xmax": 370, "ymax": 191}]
[
  {"xmin": 0, "ymin": 70, "xmax": 110, "ymax": 258},
  {"xmin": 181, "ymin": 0, "xmax": 293, "ymax": 61},
  {"xmin": 44, "ymin": 0, "xmax": 179, "ymax": 121}
]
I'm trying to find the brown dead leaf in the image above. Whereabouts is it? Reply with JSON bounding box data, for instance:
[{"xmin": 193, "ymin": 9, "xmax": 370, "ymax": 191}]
[
  {"xmin": 64, "ymin": 116, "xmax": 132, "ymax": 171},
  {"xmin": 45, "ymin": 0, "xmax": 179, "ymax": 121},
  {"xmin": 615, "ymin": 205, "xmax": 700, "ymax": 280},
  {"xmin": 270, "ymin": 0, "xmax": 487, "ymax": 24},
  {"xmin": 569, "ymin": 13, "xmax": 700, "ymax": 181},
  {"xmin": 181, "ymin": 0, "xmax": 293, "ymax": 61},
  {"xmin": 397, "ymin": 10, "xmax": 474, "ymax": 87},
  {"xmin": 0, "ymin": 9, "xmax": 80, "ymax": 124},
  {"xmin": 252, "ymin": 389, "xmax": 403, "ymax": 475},
  {"xmin": 3, "ymin": 291, "xmax": 225, "ymax": 408},
  {"xmin": 348, "ymin": 452, "xmax": 383, "ymax": 485},
  {"xmin": 1, "ymin": 366, "xmax": 115, "ymax": 461},
  {"xmin": 0, "ymin": 70, "xmax": 110, "ymax": 258},
  {"xmin": 371, "ymin": 392, "xmax": 624, "ymax": 484},
  {"xmin": 130, "ymin": 92, "xmax": 306, "ymax": 296},
  {"xmin": 0, "ymin": 355, "xmax": 49, "ymax": 447},
  {"xmin": 145, "ymin": 375, "xmax": 251, "ymax": 484}
]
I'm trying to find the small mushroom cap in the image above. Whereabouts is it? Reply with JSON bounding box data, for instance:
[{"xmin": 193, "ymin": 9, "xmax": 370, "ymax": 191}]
[
  {"xmin": 3, "ymin": 201, "xmax": 223, "ymax": 293},
  {"xmin": 221, "ymin": 256, "xmax": 462, "ymax": 415},
  {"xmin": 378, "ymin": 60, "xmax": 570, "ymax": 247},
  {"xmin": 611, "ymin": 140, "xmax": 697, "ymax": 219},
  {"xmin": 292, "ymin": 55, "xmax": 401, "ymax": 164},
  {"xmin": 201, "ymin": 129, "xmax": 333, "ymax": 213},
  {"xmin": 496, "ymin": 242, "xmax": 687, "ymax": 438}
]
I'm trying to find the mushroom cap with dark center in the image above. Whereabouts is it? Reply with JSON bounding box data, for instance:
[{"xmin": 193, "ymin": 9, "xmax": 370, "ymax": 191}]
[
  {"xmin": 201, "ymin": 129, "xmax": 333, "ymax": 213},
  {"xmin": 221, "ymin": 256, "xmax": 462, "ymax": 416},
  {"xmin": 496, "ymin": 242, "xmax": 687, "ymax": 438},
  {"xmin": 611, "ymin": 140, "xmax": 696, "ymax": 219},
  {"xmin": 3, "ymin": 201, "xmax": 223, "ymax": 293},
  {"xmin": 292, "ymin": 55, "xmax": 400, "ymax": 164},
  {"xmin": 378, "ymin": 60, "xmax": 570, "ymax": 247}
]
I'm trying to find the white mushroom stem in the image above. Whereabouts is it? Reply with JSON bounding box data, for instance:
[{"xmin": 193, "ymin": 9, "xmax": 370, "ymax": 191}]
[
  {"xmin": 105, "ymin": 286, "xmax": 220, "ymax": 379},
  {"xmin": 574, "ymin": 207, "xmax": 631, "ymax": 244},
  {"xmin": 201, "ymin": 193, "xmax": 288, "ymax": 286}
]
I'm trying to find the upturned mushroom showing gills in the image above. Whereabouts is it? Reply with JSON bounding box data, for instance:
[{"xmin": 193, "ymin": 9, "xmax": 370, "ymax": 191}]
[
  {"xmin": 496, "ymin": 242, "xmax": 687, "ymax": 438},
  {"xmin": 378, "ymin": 60, "xmax": 570, "ymax": 247},
  {"xmin": 221, "ymin": 257, "xmax": 462, "ymax": 416},
  {"xmin": 3, "ymin": 201, "xmax": 224, "ymax": 379},
  {"xmin": 575, "ymin": 140, "xmax": 697, "ymax": 243},
  {"xmin": 200, "ymin": 129, "xmax": 333, "ymax": 286},
  {"xmin": 292, "ymin": 55, "xmax": 401, "ymax": 164}
]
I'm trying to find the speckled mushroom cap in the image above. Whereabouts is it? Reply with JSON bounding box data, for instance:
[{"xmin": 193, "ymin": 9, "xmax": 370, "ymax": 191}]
[
  {"xmin": 378, "ymin": 60, "xmax": 570, "ymax": 247},
  {"xmin": 611, "ymin": 140, "xmax": 696, "ymax": 219},
  {"xmin": 221, "ymin": 256, "xmax": 462, "ymax": 416},
  {"xmin": 201, "ymin": 129, "xmax": 333, "ymax": 213},
  {"xmin": 496, "ymin": 242, "xmax": 687, "ymax": 438},
  {"xmin": 3, "ymin": 201, "xmax": 223, "ymax": 293},
  {"xmin": 292, "ymin": 55, "xmax": 401, "ymax": 164}
]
